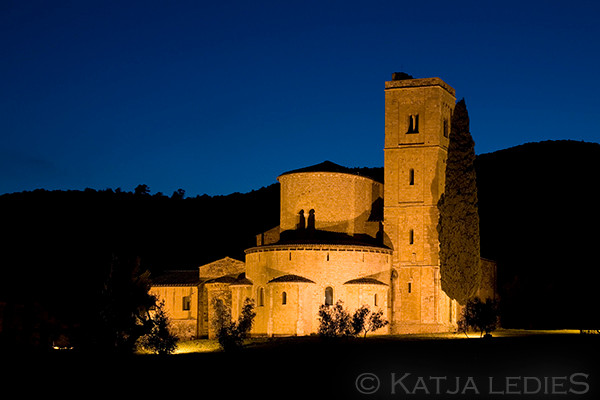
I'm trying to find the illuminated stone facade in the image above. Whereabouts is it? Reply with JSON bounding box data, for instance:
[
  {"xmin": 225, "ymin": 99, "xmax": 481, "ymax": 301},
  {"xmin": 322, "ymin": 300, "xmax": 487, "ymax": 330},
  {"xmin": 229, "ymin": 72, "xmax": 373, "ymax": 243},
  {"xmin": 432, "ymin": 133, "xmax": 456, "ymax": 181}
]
[
  {"xmin": 150, "ymin": 257, "xmax": 245, "ymax": 340},
  {"xmin": 384, "ymin": 76, "xmax": 459, "ymax": 333},
  {"xmin": 151, "ymin": 75, "xmax": 496, "ymax": 339}
]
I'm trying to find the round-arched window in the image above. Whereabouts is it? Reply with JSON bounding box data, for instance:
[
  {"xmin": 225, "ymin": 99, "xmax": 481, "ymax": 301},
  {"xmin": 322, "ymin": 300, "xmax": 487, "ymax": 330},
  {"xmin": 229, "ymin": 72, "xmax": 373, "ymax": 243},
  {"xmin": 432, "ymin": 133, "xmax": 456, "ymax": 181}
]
[{"xmin": 324, "ymin": 286, "xmax": 333, "ymax": 306}]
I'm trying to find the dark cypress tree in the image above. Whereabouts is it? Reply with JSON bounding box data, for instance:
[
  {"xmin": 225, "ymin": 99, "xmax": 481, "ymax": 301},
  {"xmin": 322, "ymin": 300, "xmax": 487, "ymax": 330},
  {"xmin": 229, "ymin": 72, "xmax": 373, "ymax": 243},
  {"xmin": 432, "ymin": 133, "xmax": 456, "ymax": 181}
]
[
  {"xmin": 437, "ymin": 99, "xmax": 481, "ymax": 305},
  {"xmin": 94, "ymin": 254, "xmax": 156, "ymax": 354}
]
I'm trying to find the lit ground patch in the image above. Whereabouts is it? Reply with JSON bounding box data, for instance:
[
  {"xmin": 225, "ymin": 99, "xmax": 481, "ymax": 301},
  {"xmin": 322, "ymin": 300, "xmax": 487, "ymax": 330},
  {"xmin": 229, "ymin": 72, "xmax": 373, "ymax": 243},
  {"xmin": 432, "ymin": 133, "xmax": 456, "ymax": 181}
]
[
  {"xmin": 167, "ymin": 329, "xmax": 585, "ymax": 354},
  {"xmin": 173, "ymin": 339, "xmax": 222, "ymax": 353}
]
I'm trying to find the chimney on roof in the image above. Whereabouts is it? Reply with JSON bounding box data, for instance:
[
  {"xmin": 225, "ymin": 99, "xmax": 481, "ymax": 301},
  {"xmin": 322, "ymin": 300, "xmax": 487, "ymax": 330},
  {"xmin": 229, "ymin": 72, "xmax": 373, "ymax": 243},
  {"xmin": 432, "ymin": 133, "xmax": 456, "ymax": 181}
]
[{"xmin": 391, "ymin": 72, "xmax": 414, "ymax": 81}]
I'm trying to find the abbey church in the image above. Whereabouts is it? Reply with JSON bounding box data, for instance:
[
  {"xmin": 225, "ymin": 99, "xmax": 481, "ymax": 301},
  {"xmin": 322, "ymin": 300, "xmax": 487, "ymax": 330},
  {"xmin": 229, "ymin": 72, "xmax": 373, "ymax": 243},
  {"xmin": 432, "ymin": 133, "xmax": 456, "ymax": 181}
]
[{"xmin": 150, "ymin": 74, "xmax": 496, "ymax": 338}]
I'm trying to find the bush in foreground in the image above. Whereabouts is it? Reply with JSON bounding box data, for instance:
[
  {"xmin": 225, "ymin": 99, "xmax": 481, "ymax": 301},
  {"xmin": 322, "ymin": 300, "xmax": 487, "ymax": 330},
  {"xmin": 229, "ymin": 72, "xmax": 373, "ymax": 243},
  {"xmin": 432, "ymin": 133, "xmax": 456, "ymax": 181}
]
[
  {"xmin": 458, "ymin": 297, "xmax": 498, "ymax": 337},
  {"xmin": 212, "ymin": 297, "xmax": 256, "ymax": 351},
  {"xmin": 137, "ymin": 300, "xmax": 179, "ymax": 355},
  {"xmin": 318, "ymin": 301, "xmax": 388, "ymax": 338}
]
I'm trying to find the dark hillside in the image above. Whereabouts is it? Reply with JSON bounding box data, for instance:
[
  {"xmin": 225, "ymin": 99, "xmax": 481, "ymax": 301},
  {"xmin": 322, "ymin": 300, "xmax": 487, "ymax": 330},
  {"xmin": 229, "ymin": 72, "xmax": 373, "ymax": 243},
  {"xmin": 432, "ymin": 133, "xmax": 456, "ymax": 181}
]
[
  {"xmin": 355, "ymin": 142, "xmax": 600, "ymax": 329},
  {"xmin": 475, "ymin": 140, "xmax": 600, "ymax": 328},
  {"xmin": 1, "ymin": 184, "xmax": 280, "ymax": 270},
  {"xmin": 0, "ymin": 184, "xmax": 280, "ymax": 338},
  {"xmin": 0, "ymin": 140, "xmax": 598, "ymax": 348}
]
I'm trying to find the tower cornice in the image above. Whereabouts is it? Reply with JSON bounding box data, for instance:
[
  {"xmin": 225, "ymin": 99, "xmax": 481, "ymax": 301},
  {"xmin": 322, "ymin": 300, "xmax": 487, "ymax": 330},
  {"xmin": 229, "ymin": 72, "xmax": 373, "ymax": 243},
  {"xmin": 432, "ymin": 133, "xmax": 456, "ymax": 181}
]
[{"xmin": 385, "ymin": 77, "xmax": 455, "ymax": 97}]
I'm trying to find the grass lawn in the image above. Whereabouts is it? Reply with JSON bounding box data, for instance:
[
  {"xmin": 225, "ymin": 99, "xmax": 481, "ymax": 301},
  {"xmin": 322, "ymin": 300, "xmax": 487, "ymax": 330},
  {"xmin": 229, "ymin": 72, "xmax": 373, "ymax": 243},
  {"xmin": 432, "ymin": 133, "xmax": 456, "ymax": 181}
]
[
  {"xmin": 171, "ymin": 328, "xmax": 586, "ymax": 353},
  {"xmin": 133, "ymin": 329, "xmax": 597, "ymax": 398},
  {"xmin": 10, "ymin": 329, "xmax": 599, "ymax": 398}
]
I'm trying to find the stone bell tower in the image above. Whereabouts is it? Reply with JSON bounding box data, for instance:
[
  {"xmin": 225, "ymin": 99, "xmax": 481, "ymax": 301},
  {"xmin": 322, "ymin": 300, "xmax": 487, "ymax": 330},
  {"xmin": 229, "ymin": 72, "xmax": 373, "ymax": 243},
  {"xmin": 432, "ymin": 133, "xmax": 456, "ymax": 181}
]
[{"xmin": 383, "ymin": 73, "xmax": 458, "ymax": 333}]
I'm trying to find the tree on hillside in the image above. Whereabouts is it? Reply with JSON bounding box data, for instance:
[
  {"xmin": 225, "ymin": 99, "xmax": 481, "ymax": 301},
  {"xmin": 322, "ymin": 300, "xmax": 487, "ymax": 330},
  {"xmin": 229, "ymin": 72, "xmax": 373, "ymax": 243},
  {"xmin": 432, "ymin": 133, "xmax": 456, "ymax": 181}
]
[
  {"xmin": 171, "ymin": 188, "xmax": 185, "ymax": 199},
  {"xmin": 437, "ymin": 99, "xmax": 482, "ymax": 305},
  {"xmin": 134, "ymin": 184, "xmax": 151, "ymax": 196}
]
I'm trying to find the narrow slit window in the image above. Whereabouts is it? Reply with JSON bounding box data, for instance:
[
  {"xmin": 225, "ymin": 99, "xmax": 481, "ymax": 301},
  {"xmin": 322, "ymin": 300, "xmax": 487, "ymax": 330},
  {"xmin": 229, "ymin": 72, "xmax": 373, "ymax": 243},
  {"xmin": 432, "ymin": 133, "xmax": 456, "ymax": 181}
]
[
  {"xmin": 182, "ymin": 296, "xmax": 191, "ymax": 311},
  {"xmin": 374, "ymin": 293, "xmax": 378, "ymax": 307},
  {"xmin": 443, "ymin": 118, "xmax": 449, "ymax": 138},
  {"xmin": 409, "ymin": 169, "xmax": 415, "ymax": 185},
  {"xmin": 258, "ymin": 287, "xmax": 264, "ymax": 307},
  {"xmin": 282, "ymin": 291, "xmax": 287, "ymax": 305},
  {"xmin": 408, "ymin": 282, "xmax": 412, "ymax": 294},
  {"xmin": 409, "ymin": 229, "xmax": 414, "ymax": 245}
]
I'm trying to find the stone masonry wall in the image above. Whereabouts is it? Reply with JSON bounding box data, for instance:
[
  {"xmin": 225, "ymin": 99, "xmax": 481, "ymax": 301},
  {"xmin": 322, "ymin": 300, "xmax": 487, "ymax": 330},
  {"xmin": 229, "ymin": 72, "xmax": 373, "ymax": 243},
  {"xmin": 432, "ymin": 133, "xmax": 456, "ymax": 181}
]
[
  {"xmin": 279, "ymin": 172, "xmax": 383, "ymax": 236},
  {"xmin": 384, "ymin": 76, "xmax": 458, "ymax": 333},
  {"xmin": 150, "ymin": 285, "xmax": 198, "ymax": 339},
  {"xmin": 245, "ymin": 244, "xmax": 392, "ymax": 335}
]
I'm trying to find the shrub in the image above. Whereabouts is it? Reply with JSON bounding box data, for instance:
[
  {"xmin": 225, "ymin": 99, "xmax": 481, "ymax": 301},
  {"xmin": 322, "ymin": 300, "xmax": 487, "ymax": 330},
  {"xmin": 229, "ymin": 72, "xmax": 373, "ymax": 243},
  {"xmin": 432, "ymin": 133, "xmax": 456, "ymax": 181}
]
[
  {"xmin": 137, "ymin": 300, "xmax": 179, "ymax": 355},
  {"xmin": 212, "ymin": 297, "xmax": 255, "ymax": 351},
  {"xmin": 351, "ymin": 305, "xmax": 389, "ymax": 337},
  {"xmin": 319, "ymin": 301, "xmax": 389, "ymax": 338},
  {"xmin": 458, "ymin": 297, "xmax": 498, "ymax": 337},
  {"xmin": 365, "ymin": 308, "xmax": 389, "ymax": 337},
  {"xmin": 318, "ymin": 300, "xmax": 354, "ymax": 337}
]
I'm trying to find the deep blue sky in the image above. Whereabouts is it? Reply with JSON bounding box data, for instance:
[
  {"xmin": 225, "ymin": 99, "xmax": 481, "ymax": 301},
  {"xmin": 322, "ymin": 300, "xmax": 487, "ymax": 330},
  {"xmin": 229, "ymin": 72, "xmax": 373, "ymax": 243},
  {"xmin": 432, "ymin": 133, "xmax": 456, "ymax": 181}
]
[{"xmin": 2, "ymin": 0, "xmax": 599, "ymax": 197}]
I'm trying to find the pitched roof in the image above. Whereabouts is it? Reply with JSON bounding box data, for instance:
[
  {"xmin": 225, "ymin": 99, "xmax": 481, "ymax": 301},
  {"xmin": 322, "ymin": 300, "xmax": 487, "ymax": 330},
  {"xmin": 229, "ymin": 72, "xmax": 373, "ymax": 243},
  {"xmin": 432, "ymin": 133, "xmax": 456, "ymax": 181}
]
[
  {"xmin": 268, "ymin": 274, "xmax": 315, "ymax": 284},
  {"xmin": 279, "ymin": 160, "xmax": 351, "ymax": 176},
  {"xmin": 279, "ymin": 161, "xmax": 384, "ymax": 183},
  {"xmin": 275, "ymin": 229, "xmax": 390, "ymax": 248},
  {"xmin": 204, "ymin": 274, "xmax": 239, "ymax": 284},
  {"xmin": 151, "ymin": 270, "xmax": 199, "ymax": 286},
  {"xmin": 344, "ymin": 277, "xmax": 388, "ymax": 286},
  {"xmin": 198, "ymin": 256, "xmax": 245, "ymax": 279},
  {"xmin": 230, "ymin": 272, "xmax": 254, "ymax": 286}
]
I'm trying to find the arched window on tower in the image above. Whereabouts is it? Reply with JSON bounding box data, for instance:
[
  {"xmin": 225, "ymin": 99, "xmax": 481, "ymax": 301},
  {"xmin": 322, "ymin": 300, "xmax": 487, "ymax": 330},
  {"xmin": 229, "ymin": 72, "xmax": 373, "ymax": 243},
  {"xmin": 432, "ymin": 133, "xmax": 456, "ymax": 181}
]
[
  {"xmin": 408, "ymin": 114, "xmax": 419, "ymax": 133},
  {"xmin": 409, "ymin": 169, "xmax": 415, "ymax": 185},
  {"xmin": 324, "ymin": 286, "xmax": 333, "ymax": 306},
  {"xmin": 409, "ymin": 229, "xmax": 414, "ymax": 245},
  {"xmin": 282, "ymin": 291, "xmax": 287, "ymax": 305}
]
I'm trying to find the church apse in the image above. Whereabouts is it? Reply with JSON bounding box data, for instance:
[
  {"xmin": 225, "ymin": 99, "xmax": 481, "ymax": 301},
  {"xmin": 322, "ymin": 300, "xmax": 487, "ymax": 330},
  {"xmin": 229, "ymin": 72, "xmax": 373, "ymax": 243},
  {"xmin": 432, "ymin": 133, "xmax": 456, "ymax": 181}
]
[{"xmin": 277, "ymin": 163, "xmax": 384, "ymax": 240}]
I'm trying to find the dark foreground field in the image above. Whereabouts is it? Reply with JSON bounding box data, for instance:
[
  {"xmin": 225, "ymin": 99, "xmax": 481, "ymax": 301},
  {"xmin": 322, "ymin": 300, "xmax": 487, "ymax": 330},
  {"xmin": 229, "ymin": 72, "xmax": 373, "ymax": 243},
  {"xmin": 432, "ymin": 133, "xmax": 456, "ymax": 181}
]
[{"xmin": 5, "ymin": 331, "xmax": 599, "ymax": 399}]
